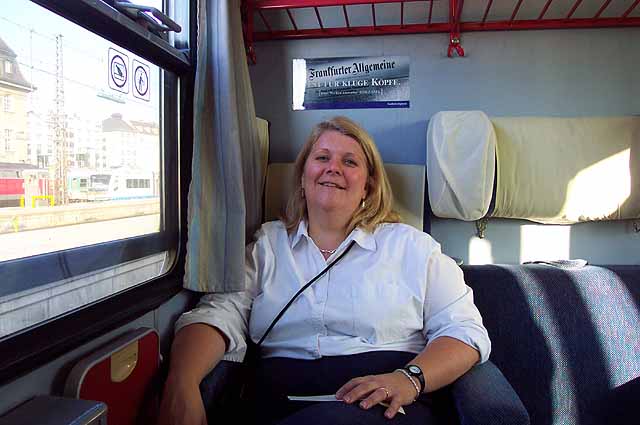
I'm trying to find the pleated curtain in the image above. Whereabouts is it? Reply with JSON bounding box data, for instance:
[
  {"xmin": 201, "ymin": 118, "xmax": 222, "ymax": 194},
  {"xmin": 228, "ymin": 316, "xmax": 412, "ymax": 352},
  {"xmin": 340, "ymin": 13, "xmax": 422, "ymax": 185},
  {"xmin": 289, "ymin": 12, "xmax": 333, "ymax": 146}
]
[{"xmin": 184, "ymin": 0, "xmax": 262, "ymax": 292}]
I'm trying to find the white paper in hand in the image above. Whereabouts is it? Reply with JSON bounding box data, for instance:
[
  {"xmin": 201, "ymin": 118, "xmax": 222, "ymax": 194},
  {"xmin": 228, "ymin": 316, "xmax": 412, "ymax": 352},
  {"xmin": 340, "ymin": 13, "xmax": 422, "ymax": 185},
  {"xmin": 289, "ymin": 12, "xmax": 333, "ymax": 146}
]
[{"xmin": 286, "ymin": 395, "xmax": 406, "ymax": 414}]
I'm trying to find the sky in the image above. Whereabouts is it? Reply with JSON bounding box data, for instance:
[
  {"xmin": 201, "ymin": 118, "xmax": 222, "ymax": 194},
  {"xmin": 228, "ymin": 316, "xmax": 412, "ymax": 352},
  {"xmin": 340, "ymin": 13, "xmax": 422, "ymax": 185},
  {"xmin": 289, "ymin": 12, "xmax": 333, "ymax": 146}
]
[{"xmin": 1, "ymin": 0, "xmax": 163, "ymax": 124}]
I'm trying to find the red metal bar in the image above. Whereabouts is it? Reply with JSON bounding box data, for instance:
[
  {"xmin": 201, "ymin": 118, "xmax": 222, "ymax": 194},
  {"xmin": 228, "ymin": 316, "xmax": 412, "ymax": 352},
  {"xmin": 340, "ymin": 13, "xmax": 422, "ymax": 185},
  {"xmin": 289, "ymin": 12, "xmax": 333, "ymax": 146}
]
[
  {"xmin": 510, "ymin": 0, "xmax": 525, "ymax": 22},
  {"xmin": 252, "ymin": 17, "xmax": 640, "ymax": 41},
  {"xmin": 449, "ymin": 0, "xmax": 454, "ymax": 26},
  {"xmin": 343, "ymin": 4, "xmax": 351, "ymax": 28},
  {"xmin": 622, "ymin": 0, "xmax": 640, "ymax": 18},
  {"xmin": 401, "ymin": 1, "xmax": 404, "ymax": 28},
  {"xmin": 256, "ymin": 0, "xmax": 414, "ymax": 9},
  {"xmin": 593, "ymin": 0, "xmax": 612, "ymax": 19},
  {"xmin": 465, "ymin": 16, "xmax": 640, "ymax": 29},
  {"xmin": 286, "ymin": 8, "xmax": 298, "ymax": 30},
  {"xmin": 258, "ymin": 9, "xmax": 273, "ymax": 32},
  {"xmin": 428, "ymin": 0, "xmax": 434, "ymax": 24},
  {"xmin": 372, "ymin": 3, "xmax": 377, "ymax": 28},
  {"xmin": 448, "ymin": 0, "xmax": 464, "ymax": 57},
  {"xmin": 538, "ymin": 0, "xmax": 554, "ymax": 20},
  {"xmin": 565, "ymin": 0, "xmax": 583, "ymax": 19},
  {"xmin": 243, "ymin": 0, "xmax": 256, "ymax": 64},
  {"xmin": 254, "ymin": 23, "xmax": 452, "ymax": 40},
  {"xmin": 482, "ymin": 0, "xmax": 493, "ymax": 24},
  {"xmin": 314, "ymin": 7, "xmax": 325, "ymax": 29},
  {"xmin": 457, "ymin": 0, "xmax": 465, "ymax": 21}
]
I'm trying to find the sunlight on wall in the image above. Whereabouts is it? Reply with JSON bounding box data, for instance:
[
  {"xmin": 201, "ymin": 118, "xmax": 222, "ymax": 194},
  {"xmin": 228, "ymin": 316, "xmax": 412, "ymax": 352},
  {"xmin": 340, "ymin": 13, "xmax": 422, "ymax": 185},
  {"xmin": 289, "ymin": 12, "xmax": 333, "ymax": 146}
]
[
  {"xmin": 520, "ymin": 225, "xmax": 571, "ymax": 263},
  {"xmin": 468, "ymin": 237, "xmax": 494, "ymax": 265},
  {"xmin": 563, "ymin": 148, "xmax": 631, "ymax": 221}
]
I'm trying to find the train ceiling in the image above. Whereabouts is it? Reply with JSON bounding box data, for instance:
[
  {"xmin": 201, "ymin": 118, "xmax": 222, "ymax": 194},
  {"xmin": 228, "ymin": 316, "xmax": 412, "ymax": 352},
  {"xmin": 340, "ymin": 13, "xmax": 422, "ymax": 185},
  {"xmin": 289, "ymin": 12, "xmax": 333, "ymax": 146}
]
[{"xmin": 242, "ymin": 0, "xmax": 640, "ymax": 59}]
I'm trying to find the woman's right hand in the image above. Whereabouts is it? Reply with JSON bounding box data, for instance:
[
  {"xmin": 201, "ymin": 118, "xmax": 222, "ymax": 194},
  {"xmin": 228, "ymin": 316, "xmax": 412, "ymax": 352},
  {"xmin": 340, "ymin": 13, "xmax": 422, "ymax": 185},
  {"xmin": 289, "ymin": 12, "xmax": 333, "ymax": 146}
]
[{"xmin": 157, "ymin": 374, "xmax": 208, "ymax": 425}]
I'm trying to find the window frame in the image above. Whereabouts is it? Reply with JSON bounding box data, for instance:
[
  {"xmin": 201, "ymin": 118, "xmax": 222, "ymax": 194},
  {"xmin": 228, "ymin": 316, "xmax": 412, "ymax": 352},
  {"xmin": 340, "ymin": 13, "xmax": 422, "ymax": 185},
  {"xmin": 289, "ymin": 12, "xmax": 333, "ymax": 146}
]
[{"xmin": 0, "ymin": 0, "xmax": 196, "ymax": 384}]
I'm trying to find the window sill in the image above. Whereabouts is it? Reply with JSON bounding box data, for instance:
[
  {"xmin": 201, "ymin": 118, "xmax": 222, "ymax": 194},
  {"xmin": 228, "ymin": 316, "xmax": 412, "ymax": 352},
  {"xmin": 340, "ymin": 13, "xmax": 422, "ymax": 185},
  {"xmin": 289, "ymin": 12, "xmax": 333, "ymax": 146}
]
[{"xmin": 0, "ymin": 265, "xmax": 183, "ymax": 385}]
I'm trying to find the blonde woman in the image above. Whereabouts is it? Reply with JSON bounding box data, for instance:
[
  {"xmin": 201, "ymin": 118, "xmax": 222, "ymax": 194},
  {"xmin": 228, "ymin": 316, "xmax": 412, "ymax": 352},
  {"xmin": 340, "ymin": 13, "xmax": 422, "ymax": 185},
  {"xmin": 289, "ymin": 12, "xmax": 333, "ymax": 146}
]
[{"xmin": 159, "ymin": 116, "xmax": 490, "ymax": 425}]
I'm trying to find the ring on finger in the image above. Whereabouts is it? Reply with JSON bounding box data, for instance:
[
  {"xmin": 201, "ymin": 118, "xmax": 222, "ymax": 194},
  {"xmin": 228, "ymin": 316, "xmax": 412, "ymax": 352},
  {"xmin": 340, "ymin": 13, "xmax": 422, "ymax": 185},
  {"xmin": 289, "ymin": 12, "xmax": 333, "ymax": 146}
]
[{"xmin": 379, "ymin": 387, "xmax": 390, "ymax": 400}]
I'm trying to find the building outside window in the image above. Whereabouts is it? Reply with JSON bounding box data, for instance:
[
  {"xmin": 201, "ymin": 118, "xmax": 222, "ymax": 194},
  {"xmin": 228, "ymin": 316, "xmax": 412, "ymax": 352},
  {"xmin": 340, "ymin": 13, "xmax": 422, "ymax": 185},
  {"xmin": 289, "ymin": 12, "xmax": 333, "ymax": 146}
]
[
  {"xmin": 3, "ymin": 95, "xmax": 12, "ymax": 113},
  {"xmin": 4, "ymin": 129, "xmax": 12, "ymax": 152},
  {"xmin": 1, "ymin": 36, "xmax": 32, "ymax": 164}
]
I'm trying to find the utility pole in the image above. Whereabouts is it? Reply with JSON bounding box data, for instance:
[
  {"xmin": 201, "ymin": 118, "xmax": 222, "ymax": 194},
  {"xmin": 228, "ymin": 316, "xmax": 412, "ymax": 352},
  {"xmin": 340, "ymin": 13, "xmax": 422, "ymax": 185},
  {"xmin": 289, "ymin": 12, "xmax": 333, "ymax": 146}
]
[{"xmin": 54, "ymin": 34, "xmax": 67, "ymax": 205}]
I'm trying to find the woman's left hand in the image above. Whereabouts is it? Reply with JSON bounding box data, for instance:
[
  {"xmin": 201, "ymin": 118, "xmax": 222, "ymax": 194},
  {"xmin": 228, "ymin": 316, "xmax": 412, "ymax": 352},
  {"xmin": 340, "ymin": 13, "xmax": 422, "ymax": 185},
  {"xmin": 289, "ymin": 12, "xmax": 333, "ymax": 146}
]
[{"xmin": 335, "ymin": 371, "xmax": 419, "ymax": 419}]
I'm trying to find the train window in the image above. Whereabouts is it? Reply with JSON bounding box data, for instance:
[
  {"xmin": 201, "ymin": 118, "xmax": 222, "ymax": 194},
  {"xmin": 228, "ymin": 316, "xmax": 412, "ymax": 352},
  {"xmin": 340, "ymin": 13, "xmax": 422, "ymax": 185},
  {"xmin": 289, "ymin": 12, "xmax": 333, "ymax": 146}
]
[{"xmin": 0, "ymin": 0, "xmax": 184, "ymax": 340}]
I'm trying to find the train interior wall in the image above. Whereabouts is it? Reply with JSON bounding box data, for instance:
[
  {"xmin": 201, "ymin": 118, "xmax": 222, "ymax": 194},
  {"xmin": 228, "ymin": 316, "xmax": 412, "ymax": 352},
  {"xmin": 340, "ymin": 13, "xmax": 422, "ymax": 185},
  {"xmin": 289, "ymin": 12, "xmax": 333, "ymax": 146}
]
[
  {"xmin": 0, "ymin": 291, "xmax": 195, "ymax": 414},
  {"xmin": 248, "ymin": 27, "xmax": 640, "ymax": 265}
]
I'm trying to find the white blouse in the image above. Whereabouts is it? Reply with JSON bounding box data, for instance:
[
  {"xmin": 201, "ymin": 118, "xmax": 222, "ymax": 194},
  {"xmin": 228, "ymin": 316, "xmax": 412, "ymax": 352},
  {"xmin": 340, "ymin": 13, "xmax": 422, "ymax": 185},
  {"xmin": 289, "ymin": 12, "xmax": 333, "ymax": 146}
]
[{"xmin": 175, "ymin": 220, "xmax": 491, "ymax": 363}]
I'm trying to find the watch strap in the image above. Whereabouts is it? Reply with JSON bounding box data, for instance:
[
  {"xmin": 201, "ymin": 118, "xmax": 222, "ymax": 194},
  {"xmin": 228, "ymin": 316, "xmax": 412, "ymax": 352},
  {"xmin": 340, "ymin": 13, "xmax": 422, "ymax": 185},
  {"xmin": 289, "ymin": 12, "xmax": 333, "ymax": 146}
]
[{"xmin": 404, "ymin": 364, "xmax": 425, "ymax": 393}]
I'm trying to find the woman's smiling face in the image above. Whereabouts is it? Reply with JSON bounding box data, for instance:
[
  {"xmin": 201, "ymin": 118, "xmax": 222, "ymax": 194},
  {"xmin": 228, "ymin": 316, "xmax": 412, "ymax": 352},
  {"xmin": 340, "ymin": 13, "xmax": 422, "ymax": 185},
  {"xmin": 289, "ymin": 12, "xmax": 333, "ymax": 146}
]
[{"xmin": 302, "ymin": 130, "xmax": 369, "ymax": 217}]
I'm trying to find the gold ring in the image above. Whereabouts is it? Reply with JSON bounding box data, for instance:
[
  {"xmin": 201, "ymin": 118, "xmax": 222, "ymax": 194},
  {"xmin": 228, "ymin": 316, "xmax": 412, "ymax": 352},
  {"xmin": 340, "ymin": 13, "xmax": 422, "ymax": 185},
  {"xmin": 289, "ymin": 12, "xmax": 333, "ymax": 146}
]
[{"xmin": 379, "ymin": 387, "xmax": 390, "ymax": 400}]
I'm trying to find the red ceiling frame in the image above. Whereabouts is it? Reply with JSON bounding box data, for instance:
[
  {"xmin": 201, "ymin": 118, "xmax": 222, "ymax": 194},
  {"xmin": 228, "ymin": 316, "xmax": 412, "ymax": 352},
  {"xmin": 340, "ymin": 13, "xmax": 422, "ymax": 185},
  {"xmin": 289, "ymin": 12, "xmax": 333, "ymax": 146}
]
[{"xmin": 243, "ymin": 0, "xmax": 640, "ymax": 61}]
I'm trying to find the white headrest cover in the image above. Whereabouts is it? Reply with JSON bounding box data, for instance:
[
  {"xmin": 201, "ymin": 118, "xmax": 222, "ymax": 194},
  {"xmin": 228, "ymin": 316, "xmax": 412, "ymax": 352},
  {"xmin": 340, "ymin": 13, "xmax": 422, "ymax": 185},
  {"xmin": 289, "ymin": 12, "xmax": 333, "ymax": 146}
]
[{"xmin": 427, "ymin": 111, "xmax": 496, "ymax": 221}]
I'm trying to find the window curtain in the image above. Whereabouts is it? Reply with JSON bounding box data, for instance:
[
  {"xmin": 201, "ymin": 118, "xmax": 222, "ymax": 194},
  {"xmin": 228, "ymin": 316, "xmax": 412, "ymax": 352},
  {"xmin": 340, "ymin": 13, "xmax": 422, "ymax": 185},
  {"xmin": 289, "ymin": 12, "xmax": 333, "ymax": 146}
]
[{"xmin": 184, "ymin": 0, "xmax": 262, "ymax": 292}]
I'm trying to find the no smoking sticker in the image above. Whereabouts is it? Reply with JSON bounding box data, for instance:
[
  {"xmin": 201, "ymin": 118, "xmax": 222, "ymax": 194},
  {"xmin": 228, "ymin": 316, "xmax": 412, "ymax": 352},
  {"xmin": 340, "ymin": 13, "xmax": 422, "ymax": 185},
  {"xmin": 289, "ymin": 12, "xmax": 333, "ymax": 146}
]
[
  {"xmin": 108, "ymin": 48, "xmax": 129, "ymax": 94},
  {"xmin": 132, "ymin": 59, "xmax": 150, "ymax": 101}
]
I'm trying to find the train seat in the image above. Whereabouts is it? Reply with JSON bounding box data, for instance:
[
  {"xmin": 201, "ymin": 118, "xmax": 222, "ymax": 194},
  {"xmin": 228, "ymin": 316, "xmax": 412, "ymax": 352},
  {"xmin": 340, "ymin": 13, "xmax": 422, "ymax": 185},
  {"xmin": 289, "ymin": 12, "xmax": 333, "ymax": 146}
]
[{"xmin": 462, "ymin": 264, "xmax": 640, "ymax": 425}]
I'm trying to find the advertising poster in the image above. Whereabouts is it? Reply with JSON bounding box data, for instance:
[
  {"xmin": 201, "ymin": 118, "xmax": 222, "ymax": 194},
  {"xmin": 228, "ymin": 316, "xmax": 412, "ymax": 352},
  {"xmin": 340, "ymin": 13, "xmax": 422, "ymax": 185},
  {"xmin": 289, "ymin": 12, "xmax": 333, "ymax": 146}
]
[{"xmin": 292, "ymin": 56, "xmax": 410, "ymax": 110}]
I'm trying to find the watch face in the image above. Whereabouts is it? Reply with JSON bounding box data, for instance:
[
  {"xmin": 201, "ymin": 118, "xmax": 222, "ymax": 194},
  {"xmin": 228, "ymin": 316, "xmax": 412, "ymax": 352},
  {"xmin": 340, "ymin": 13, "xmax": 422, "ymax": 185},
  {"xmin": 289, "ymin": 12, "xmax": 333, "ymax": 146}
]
[{"xmin": 408, "ymin": 365, "xmax": 421, "ymax": 375}]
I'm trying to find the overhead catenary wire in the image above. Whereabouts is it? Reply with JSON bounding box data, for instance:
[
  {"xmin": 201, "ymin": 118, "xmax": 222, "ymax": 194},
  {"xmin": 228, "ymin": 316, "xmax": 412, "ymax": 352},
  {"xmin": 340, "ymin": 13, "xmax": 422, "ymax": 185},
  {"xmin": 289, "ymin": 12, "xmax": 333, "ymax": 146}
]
[
  {"xmin": 14, "ymin": 60, "xmax": 156, "ymax": 110},
  {"xmin": 0, "ymin": 15, "xmax": 124, "ymax": 66},
  {"xmin": 3, "ymin": 14, "xmax": 156, "ymax": 110}
]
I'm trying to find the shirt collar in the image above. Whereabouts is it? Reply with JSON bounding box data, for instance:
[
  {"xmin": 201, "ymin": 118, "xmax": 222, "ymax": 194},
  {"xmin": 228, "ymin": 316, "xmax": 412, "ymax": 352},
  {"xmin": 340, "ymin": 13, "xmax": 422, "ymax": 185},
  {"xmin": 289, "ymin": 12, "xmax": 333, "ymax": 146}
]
[
  {"xmin": 290, "ymin": 220, "xmax": 377, "ymax": 252},
  {"xmin": 350, "ymin": 227, "xmax": 377, "ymax": 252},
  {"xmin": 290, "ymin": 220, "xmax": 309, "ymax": 249}
]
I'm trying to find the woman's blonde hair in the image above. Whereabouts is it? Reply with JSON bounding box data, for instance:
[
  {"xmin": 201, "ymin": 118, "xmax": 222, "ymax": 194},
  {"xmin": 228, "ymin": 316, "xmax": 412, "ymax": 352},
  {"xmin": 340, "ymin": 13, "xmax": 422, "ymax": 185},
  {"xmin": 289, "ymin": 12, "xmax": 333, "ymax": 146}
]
[{"xmin": 282, "ymin": 116, "xmax": 400, "ymax": 233}]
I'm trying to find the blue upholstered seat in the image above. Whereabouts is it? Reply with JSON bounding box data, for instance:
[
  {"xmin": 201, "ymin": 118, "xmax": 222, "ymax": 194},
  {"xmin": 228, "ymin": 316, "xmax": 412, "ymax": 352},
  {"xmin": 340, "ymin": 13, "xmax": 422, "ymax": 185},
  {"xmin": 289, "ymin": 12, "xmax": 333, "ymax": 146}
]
[{"xmin": 462, "ymin": 265, "xmax": 640, "ymax": 425}]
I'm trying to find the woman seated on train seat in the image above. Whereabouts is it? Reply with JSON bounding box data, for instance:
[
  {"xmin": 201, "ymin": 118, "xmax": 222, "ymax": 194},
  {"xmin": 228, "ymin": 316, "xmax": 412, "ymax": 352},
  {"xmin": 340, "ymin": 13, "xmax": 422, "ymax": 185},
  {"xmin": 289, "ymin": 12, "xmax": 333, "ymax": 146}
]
[{"xmin": 159, "ymin": 116, "xmax": 491, "ymax": 425}]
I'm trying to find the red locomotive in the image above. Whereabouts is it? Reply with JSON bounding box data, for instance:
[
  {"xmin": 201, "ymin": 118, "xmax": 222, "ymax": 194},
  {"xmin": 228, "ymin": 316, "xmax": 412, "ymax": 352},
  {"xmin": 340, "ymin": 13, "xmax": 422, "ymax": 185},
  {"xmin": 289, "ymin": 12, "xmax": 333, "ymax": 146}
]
[{"xmin": 0, "ymin": 162, "xmax": 51, "ymax": 208}]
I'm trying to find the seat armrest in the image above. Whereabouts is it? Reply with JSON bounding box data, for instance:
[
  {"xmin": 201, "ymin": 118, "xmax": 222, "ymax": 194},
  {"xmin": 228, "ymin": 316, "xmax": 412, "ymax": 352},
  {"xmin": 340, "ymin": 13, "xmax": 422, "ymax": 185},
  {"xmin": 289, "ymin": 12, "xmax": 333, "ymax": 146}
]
[
  {"xmin": 450, "ymin": 360, "xmax": 529, "ymax": 425},
  {"xmin": 199, "ymin": 360, "xmax": 245, "ymax": 423}
]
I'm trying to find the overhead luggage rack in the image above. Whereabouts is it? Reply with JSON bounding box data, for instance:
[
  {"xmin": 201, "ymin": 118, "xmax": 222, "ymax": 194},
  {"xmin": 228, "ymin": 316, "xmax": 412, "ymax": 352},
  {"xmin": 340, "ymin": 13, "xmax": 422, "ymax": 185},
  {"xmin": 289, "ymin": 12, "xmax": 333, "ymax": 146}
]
[{"xmin": 242, "ymin": 0, "xmax": 640, "ymax": 60}]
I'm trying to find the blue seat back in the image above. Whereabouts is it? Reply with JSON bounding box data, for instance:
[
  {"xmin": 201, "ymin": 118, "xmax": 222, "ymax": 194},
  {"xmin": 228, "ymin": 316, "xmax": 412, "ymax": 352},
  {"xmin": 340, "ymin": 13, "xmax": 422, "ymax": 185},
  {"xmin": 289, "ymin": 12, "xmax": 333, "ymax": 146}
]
[{"xmin": 462, "ymin": 265, "xmax": 640, "ymax": 425}]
